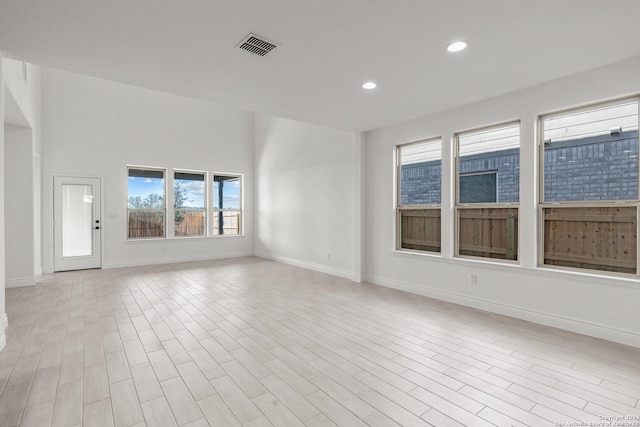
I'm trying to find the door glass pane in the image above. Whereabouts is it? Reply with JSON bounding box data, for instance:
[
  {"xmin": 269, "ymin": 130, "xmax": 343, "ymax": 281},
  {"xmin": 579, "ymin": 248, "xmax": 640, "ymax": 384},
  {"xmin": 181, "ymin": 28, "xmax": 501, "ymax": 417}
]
[{"xmin": 62, "ymin": 184, "xmax": 93, "ymax": 257}]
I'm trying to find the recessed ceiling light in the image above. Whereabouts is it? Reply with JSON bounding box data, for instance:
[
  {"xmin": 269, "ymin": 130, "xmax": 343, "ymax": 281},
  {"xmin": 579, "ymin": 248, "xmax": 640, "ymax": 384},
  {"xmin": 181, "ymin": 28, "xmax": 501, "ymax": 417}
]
[
  {"xmin": 362, "ymin": 82, "xmax": 377, "ymax": 90},
  {"xmin": 447, "ymin": 41, "xmax": 468, "ymax": 53}
]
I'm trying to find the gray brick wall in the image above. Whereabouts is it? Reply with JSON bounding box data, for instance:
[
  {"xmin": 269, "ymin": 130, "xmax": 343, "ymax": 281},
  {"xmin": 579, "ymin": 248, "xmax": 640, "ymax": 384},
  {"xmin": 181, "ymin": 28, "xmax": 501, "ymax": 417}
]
[
  {"xmin": 400, "ymin": 130, "xmax": 638, "ymax": 205},
  {"xmin": 544, "ymin": 131, "xmax": 638, "ymax": 201}
]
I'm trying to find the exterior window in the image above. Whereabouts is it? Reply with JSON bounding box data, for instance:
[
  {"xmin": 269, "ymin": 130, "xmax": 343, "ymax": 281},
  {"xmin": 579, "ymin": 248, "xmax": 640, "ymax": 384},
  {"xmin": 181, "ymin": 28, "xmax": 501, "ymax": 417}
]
[
  {"xmin": 460, "ymin": 172, "xmax": 497, "ymax": 203},
  {"xmin": 174, "ymin": 171, "xmax": 206, "ymax": 237},
  {"xmin": 128, "ymin": 167, "xmax": 166, "ymax": 239},
  {"xmin": 541, "ymin": 98, "xmax": 639, "ymax": 274},
  {"xmin": 456, "ymin": 123, "xmax": 520, "ymax": 260},
  {"xmin": 396, "ymin": 138, "xmax": 441, "ymax": 253},
  {"xmin": 213, "ymin": 174, "xmax": 242, "ymax": 235}
]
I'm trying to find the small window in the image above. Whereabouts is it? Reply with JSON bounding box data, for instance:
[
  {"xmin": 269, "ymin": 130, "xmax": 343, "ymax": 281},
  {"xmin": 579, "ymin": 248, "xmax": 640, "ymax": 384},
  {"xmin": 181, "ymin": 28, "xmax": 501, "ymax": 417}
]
[
  {"xmin": 540, "ymin": 98, "xmax": 639, "ymax": 274},
  {"xmin": 396, "ymin": 138, "xmax": 442, "ymax": 253},
  {"xmin": 128, "ymin": 167, "xmax": 166, "ymax": 239},
  {"xmin": 456, "ymin": 123, "xmax": 520, "ymax": 261},
  {"xmin": 174, "ymin": 171, "xmax": 206, "ymax": 237},
  {"xmin": 213, "ymin": 174, "xmax": 242, "ymax": 235},
  {"xmin": 459, "ymin": 172, "xmax": 497, "ymax": 203}
]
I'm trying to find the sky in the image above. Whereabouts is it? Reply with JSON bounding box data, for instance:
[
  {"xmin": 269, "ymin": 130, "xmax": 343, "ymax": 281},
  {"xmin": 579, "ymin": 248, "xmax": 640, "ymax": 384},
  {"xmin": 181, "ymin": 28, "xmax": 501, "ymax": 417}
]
[{"xmin": 128, "ymin": 176, "xmax": 240, "ymax": 209}]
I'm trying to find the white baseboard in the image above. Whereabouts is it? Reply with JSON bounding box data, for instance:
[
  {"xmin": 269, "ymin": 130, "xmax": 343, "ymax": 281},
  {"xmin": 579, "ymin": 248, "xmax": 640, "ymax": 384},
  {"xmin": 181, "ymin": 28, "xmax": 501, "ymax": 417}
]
[
  {"xmin": 255, "ymin": 251, "xmax": 359, "ymax": 282},
  {"xmin": 34, "ymin": 267, "xmax": 43, "ymax": 276},
  {"xmin": 5, "ymin": 276, "xmax": 36, "ymax": 288},
  {"xmin": 0, "ymin": 313, "xmax": 8, "ymax": 352},
  {"xmin": 102, "ymin": 251, "xmax": 254, "ymax": 269},
  {"xmin": 365, "ymin": 273, "xmax": 640, "ymax": 349}
]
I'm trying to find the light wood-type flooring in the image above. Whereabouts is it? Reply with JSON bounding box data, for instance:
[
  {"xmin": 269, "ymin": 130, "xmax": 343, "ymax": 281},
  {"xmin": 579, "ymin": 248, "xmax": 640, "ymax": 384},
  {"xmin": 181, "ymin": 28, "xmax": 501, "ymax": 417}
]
[{"xmin": 1, "ymin": 257, "xmax": 639, "ymax": 426}]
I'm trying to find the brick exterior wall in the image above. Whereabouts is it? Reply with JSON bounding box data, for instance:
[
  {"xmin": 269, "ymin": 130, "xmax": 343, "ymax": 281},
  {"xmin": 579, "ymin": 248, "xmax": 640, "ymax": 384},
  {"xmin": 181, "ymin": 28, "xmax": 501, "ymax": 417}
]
[
  {"xmin": 400, "ymin": 130, "xmax": 638, "ymax": 205},
  {"xmin": 544, "ymin": 131, "xmax": 638, "ymax": 201}
]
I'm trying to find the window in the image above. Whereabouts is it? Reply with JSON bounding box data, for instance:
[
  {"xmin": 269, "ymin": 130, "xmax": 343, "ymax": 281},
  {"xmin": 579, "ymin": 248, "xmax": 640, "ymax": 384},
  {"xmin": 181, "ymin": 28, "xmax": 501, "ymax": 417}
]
[
  {"xmin": 396, "ymin": 138, "xmax": 442, "ymax": 253},
  {"xmin": 459, "ymin": 172, "xmax": 497, "ymax": 203},
  {"xmin": 128, "ymin": 167, "xmax": 166, "ymax": 239},
  {"xmin": 213, "ymin": 174, "xmax": 242, "ymax": 235},
  {"xmin": 174, "ymin": 171, "xmax": 206, "ymax": 237},
  {"xmin": 541, "ymin": 98, "xmax": 639, "ymax": 274},
  {"xmin": 456, "ymin": 123, "xmax": 520, "ymax": 260}
]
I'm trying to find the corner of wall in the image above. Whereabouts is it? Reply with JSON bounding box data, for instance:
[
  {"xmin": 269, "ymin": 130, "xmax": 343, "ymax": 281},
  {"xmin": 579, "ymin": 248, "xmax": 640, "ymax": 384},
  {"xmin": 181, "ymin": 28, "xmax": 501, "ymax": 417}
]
[
  {"xmin": 0, "ymin": 52, "xmax": 6, "ymax": 344},
  {"xmin": 0, "ymin": 313, "xmax": 6, "ymax": 351}
]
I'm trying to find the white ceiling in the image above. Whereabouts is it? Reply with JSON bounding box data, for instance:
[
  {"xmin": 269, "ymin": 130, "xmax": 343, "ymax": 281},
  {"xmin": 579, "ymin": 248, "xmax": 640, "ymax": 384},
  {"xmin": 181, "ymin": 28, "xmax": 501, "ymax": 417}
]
[{"xmin": 2, "ymin": 0, "xmax": 640, "ymax": 132}]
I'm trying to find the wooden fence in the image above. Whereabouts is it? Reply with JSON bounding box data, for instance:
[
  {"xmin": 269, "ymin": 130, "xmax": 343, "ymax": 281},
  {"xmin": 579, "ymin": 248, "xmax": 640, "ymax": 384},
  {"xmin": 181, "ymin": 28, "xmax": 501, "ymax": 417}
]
[
  {"xmin": 213, "ymin": 211, "xmax": 241, "ymax": 235},
  {"xmin": 128, "ymin": 210, "xmax": 206, "ymax": 238},
  {"xmin": 399, "ymin": 205, "xmax": 636, "ymax": 272},
  {"xmin": 128, "ymin": 210, "xmax": 165, "ymax": 238},
  {"xmin": 399, "ymin": 209, "xmax": 441, "ymax": 252},
  {"xmin": 543, "ymin": 206, "xmax": 637, "ymax": 273},
  {"xmin": 174, "ymin": 211, "xmax": 206, "ymax": 236},
  {"xmin": 458, "ymin": 208, "xmax": 518, "ymax": 260}
]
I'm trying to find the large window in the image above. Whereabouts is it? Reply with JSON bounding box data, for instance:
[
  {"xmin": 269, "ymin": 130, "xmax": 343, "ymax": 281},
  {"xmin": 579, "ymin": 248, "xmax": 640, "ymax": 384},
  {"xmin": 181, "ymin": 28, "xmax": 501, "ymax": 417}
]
[
  {"xmin": 174, "ymin": 171, "xmax": 206, "ymax": 237},
  {"xmin": 541, "ymin": 98, "xmax": 639, "ymax": 274},
  {"xmin": 128, "ymin": 167, "xmax": 166, "ymax": 239},
  {"xmin": 213, "ymin": 174, "xmax": 242, "ymax": 235},
  {"xmin": 456, "ymin": 123, "xmax": 520, "ymax": 261},
  {"xmin": 396, "ymin": 138, "xmax": 442, "ymax": 253}
]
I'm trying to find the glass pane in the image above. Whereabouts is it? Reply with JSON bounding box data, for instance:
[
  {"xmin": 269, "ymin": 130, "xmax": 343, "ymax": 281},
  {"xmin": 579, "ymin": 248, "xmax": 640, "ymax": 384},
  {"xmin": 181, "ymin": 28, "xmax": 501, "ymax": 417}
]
[
  {"xmin": 128, "ymin": 169, "xmax": 165, "ymax": 209},
  {"xmin": 174, "ymin": 210, "xmax": 206, "ymax": 237},
  {"xmin": 458, "ymin": 124, "xmax": 520, "ymax": 203},
  {"xmin": 62, "ymin": 184, "xmax": 93, "ymax": 257},
  {"xmin": 213, "ymin": 175, "xmax": 241, "ymax": 209},
  {"xmin": 459, "ymin": 173, "xmax": 497, "ymax": 203},
  {"xmin": 174, "ymin": 172, "xmax": 206, "ymax": 237},
  {"xmin": 458, "ymin": 208, "xmax": 518, "ymax": 260},
  {"xmin": 128, "ymin": 210, "xmax": 165, "ymax": 238},
  {"xmin": 399, "ymin": 209, "xmax": 441, "ymax": 252},
  {"xmin": 543, "ymin": 206, "xmax": 636, "ymax": 273},
  {"xmin": 543, "ymin": 100, "xmax": 639, "ymax": 202},
  {"xmin": 213, "ymin": 211, "xmax": 241, "ymax": 235},
  {"xmin": 399, "ymin": 139, "xmax": 441, "ymax": 205}
]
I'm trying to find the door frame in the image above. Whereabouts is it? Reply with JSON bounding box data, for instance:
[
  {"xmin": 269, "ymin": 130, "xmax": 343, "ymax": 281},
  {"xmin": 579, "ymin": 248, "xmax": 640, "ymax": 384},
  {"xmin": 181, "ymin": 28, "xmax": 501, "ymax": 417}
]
[{"xmin": 52, "ymin": 174, "xmax": 104, "ymax": 272}]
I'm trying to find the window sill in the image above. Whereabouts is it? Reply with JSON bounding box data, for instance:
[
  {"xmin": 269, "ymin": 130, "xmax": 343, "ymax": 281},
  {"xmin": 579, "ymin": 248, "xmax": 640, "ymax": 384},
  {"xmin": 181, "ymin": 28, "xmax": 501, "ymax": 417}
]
[
  {"xmin": 392, "ymin": 249, "xmax": 442, "ymax": 259},
  {"xmin": 126, "ymin": 234, "xmax": 245, "ymax": 242}
]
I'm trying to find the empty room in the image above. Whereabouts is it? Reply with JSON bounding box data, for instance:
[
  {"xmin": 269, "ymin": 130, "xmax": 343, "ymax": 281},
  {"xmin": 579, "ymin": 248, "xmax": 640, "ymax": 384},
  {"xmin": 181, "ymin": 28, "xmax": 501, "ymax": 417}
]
[{"xmin": 1, "ymin": 1, "xmax": 639, "ymax": 426}]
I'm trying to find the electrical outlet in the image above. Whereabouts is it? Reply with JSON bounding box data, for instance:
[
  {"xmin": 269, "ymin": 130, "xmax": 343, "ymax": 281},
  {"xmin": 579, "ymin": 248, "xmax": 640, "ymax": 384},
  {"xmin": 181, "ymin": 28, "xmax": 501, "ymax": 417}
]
[{"xmin": 468, "ymin": 274, "xmax": 477, "ymax": 285}]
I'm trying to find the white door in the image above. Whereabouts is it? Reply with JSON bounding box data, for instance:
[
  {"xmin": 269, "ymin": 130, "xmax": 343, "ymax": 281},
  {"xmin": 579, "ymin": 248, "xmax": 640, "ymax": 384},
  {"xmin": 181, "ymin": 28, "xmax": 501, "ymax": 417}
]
[{"xmin": 54, "ymin": 176, "xmax": 102, "ymax": 271}]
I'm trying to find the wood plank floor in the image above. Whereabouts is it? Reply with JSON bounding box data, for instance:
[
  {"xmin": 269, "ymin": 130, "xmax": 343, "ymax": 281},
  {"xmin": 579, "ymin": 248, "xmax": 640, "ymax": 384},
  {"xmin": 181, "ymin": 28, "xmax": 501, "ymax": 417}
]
[{"xmin": 1, "ymin": 257, "xmax": 639, "ymax": 426}]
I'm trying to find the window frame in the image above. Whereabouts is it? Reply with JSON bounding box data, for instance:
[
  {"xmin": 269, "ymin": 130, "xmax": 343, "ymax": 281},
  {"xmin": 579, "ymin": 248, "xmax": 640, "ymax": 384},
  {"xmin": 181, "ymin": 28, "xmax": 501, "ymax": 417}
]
[
  {"xmin": 127, "ymin": 165, "xmax": 167, "ymax": 240},
  {"xmin": 212, "ymin": 172, "xmax": 244, "ymax": 236},
  {"xmin": 538, "ymin": 96, "xmax": 640, "ymax": 276},
  {"xmin": 173, "ymin": 169, "xmax": 208, "ymax": 238},
  {"xmin": 454, "ymin": 121, "xmax": 521, "ymax": 262},
  {"xmin": 395, "ymin": 137, "xmax": 442, "ymax": 254}
]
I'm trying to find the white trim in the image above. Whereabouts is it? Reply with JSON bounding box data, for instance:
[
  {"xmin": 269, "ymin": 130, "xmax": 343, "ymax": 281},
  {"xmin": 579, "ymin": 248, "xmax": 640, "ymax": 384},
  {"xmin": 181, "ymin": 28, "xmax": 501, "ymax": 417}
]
[
  {"xmin": 0, "ymin": 313, "xmax": 8, "ymax": 352},
  {"xmin": 5, "ymin": 276, "xmax": 36, "ymax": 288},
  {"xmin": 365, "ymin": 273, "xmax": 640, "ymax": 349},
  {"xmin": 102, "ymin": 251, "xmax": 253, "ymax": 269},
  {"xmin": 255, "ymin": 251, "xmax": 360, "ymax": 282}
]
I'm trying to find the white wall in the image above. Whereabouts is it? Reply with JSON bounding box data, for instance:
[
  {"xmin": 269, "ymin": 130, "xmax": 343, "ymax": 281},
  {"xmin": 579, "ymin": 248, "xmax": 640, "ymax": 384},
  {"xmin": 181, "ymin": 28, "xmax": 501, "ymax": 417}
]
[
  {"xmin": 365, "ymin": 55, "xmax": 640, "ymax": 348},
  {"xmin": 2, "ymin": 58, "xmax": 42, "ymax": 281},
  {"xmin": 41, "ymin": 68, "xmax": 255, "ymax": 272},
  {"xmin": 0, "ymin": 50, "xmax": 6, "ymax": 350},
  {"xmin": 4, "ymin": 124, "xmax": 34, "ymax": 286},
  {"xmin": 2, "ymin": 59, "xmax": 39, "ymax": 127},
  {"xmin": 254, "ymin": 114, "xmax": 360, "ymax": 280}
]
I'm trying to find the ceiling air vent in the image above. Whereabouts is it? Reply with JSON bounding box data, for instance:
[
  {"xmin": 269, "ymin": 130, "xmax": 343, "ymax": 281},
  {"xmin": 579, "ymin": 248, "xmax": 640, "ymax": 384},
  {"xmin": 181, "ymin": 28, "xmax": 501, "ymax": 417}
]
[{"xmin": 237, "ymin": 33, "xmax": 278, "ymax": 57}]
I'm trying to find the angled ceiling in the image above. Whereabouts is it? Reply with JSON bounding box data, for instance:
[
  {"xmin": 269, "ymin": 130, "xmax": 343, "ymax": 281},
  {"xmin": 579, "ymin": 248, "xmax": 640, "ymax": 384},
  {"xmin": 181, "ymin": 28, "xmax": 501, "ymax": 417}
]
[{"xmin": 2, "ymin": 0, "xmax": 640, "ymax": 132}]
